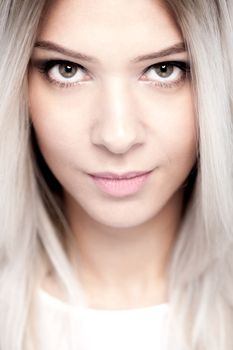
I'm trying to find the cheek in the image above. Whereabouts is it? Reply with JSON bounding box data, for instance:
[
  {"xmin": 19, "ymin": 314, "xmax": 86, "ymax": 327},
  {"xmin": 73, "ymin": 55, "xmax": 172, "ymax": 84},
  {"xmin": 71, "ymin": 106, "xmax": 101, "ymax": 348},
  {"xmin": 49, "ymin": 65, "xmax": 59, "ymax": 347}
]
[
  {"xmin": 28, "ymin": 75, "xmax": 84, "ymax": 170},
  {"xmin": 165, "ymin": 126, "xmax": 197, "ymax": 177},
  {"xmin": 29, "ymin": 109, "xmax": 72, "ymax": 169},
  {"xmin": 146, "ymin": 83, "xmax": 197, "ymax": 180},
  {"xmin": 160, "ymin": 93, "xmax": 197, "ymax": 180},
  {"xmin": 164, "ymin": 112, "xmax": 197, "ymax": 159}
]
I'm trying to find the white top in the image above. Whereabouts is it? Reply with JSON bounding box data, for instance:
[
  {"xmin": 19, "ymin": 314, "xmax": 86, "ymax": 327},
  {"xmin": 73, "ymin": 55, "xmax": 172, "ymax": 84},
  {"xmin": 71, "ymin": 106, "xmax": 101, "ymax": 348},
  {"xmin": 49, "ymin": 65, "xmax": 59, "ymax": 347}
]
[{"xmin": 35, "ymin": 288, "xmax": 170, "ymax": 350}]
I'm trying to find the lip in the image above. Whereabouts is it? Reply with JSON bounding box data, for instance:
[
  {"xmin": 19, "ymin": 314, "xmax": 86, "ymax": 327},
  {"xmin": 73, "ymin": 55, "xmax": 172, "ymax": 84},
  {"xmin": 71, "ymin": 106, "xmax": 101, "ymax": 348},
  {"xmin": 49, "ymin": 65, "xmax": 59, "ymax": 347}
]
[
  {"xmin": 88, "ymin": 170, "xmax": 153, "ymax": 197},
  {"xmin": 89, "ymin": 170, "xmax": 152, "ymax": 179}
]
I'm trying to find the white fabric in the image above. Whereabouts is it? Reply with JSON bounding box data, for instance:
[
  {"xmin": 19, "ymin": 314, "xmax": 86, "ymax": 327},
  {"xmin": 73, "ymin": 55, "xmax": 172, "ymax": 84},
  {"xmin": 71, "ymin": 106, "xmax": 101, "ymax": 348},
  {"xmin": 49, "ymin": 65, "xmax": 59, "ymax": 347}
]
[{"xmin": 35, "ymin": 288, "xmax": 170, "ymax": 350}]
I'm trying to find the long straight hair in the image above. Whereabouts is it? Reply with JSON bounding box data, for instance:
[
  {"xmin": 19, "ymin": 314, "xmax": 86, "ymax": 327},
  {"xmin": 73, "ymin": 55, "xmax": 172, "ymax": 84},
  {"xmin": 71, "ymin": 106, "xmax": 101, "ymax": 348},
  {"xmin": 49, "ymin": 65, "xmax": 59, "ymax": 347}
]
[
  {"xmin": 165, "ymin": 1, "xmax": 233, "ymax": 349},
  {"xmin": 0, "ymin": 0, "xmax": 233, "ymax": 349}
]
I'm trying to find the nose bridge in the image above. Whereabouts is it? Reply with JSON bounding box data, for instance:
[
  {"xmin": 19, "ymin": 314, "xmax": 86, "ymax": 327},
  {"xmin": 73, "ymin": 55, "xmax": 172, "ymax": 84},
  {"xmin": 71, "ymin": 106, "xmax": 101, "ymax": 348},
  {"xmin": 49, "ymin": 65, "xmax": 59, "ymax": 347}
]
[{"xmin": 91, "ymin": 78, "xmax": 145, "ymax": 154}]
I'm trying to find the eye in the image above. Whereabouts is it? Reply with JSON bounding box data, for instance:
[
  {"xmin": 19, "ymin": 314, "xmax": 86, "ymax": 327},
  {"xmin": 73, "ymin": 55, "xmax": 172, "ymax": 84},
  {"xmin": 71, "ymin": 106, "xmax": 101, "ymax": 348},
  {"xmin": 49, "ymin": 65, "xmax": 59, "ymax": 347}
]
[
  {"xmin": 58, "ymin": 62, "xmax": 78, "ymax": 78},
  {"xmin": 155, "ymin": 64, "xmax": 176, "ymax": 78},
  {"xmin": 32, "ymin": 59, "xmax": 91, "ymax": 88},
  {"xmin": 141, "ymin": 61, "xmax": 190, "ymax": 88}
]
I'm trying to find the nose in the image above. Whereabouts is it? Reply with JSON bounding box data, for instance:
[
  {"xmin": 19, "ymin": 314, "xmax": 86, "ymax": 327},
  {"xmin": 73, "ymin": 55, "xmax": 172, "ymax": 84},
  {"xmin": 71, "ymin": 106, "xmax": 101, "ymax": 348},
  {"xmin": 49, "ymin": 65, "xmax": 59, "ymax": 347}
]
[{"xmin": 91, "ymin": 79, "xmax": 146, "ymax": 154}]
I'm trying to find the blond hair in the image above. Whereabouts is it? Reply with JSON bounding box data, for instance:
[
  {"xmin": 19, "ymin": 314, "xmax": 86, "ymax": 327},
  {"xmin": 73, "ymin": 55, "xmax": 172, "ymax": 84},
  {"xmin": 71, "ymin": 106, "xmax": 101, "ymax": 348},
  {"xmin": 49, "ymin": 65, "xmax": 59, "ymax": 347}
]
[{"xmin": 0, "ymin": 0, "xmax": 233, "ymax": 349}]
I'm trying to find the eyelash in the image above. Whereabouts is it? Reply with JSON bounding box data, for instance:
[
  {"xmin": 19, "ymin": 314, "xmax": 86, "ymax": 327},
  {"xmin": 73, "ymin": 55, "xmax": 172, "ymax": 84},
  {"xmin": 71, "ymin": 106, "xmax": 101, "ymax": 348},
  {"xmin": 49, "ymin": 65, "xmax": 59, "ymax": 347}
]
[
  {"xmin": 142, "ymin": 60, "xmax": 190, "ymax": 89},
  {"xmin": 33, "ymin": 59, "xmax": 190, "ymax": 89}
]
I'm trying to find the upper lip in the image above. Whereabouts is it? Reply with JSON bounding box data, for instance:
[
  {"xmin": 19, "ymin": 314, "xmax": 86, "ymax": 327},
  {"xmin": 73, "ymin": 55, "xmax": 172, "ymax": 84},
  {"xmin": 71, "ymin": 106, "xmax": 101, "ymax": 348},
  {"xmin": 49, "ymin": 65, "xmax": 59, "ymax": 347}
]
[{"xmin": 89, "ymin": 170, "xmax": 153, "ymax": 179}]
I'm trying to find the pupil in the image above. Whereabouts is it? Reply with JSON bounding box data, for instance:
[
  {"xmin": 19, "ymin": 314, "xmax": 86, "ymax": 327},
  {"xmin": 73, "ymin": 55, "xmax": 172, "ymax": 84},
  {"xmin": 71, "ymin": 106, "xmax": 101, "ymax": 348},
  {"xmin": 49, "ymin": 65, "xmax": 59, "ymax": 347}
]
[
  {"xmin": 156, "ymin": 64, "xmax": 173, "ymax": 77},
  {"xmin": 59, "ymin": 63, "xmax": 77, "ymax": 77},
  {"xmin": 161, "ymin": 65, "xmax": 167, "ymax": 72},
  {"xmin": 65, "ymin": 65, "xmax": 72, "ymax": 73}
]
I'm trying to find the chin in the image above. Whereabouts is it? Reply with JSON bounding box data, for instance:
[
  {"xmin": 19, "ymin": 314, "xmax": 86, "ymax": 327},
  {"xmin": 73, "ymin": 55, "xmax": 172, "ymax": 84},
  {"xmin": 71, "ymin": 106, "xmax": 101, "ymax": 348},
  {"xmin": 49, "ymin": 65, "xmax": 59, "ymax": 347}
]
[{"xmin": 82, "ymin": 200, "xmax": 164, "ymax": 229}]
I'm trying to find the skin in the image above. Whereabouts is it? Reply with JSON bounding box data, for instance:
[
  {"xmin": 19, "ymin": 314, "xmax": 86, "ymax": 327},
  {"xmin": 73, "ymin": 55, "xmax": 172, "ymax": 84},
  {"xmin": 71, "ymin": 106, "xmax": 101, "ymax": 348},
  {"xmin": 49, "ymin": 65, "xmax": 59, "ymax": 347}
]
[{"xmin": 28, "ymin": 0, "xmax": 197, "ymax": 309}]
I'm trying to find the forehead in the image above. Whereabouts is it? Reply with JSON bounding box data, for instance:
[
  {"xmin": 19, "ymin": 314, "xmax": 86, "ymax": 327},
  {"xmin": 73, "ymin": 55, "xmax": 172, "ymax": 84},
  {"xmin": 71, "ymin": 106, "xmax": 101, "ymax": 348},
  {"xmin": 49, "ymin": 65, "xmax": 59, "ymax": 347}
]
[{"xmin": 37, "ymin": 0, "xmax": 182, "ymax": 65}]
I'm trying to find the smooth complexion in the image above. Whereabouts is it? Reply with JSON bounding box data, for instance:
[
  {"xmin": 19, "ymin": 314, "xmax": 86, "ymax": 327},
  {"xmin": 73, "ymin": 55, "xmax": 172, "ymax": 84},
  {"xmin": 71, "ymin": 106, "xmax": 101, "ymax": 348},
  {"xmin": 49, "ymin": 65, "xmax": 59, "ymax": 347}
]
[{"xmin": 28, "ymin": 0, "xmax": 197, "ymax": 309}]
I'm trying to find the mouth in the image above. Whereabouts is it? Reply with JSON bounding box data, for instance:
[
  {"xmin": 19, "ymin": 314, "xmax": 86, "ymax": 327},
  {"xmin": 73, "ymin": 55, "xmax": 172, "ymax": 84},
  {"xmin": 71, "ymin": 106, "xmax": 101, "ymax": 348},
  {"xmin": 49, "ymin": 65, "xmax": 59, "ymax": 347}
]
[
  {"xmin": 89, "ymin": 170, "xmax": 152, "ymax": 180},
  {"xmin": 88, "ymin": 170, "xmax": 153, "ymax": 197}
]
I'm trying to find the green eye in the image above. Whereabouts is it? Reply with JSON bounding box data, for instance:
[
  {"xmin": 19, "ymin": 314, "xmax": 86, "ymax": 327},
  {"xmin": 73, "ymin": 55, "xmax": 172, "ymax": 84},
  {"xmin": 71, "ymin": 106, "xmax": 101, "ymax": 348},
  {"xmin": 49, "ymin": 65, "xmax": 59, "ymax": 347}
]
[
  {"xmin": 58, "ymin": 63, "xmax": 78, "ymax": 78},
  {"xmin": 155, "ymin": 64, "xmax": 174, "ymax": 78},
  {"xmin": 141, "ymin": 60, "xmax": 190, "ymax": 89}
]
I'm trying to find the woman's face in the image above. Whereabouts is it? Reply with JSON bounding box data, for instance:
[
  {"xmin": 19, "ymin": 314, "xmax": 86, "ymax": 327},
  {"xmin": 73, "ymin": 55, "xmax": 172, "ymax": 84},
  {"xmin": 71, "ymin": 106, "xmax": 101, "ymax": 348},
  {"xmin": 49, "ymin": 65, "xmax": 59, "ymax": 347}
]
[{"xmin": 28, "ymin": 0, "xmax": 197, "ymax": 228}]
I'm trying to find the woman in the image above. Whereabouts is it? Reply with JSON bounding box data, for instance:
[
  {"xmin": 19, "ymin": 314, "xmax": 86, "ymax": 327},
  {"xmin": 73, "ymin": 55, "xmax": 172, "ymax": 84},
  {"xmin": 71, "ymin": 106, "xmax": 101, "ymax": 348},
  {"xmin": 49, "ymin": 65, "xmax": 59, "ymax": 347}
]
[{"xmin": 1, "ymin": 0, "xmax": 233, "ymax": 349}]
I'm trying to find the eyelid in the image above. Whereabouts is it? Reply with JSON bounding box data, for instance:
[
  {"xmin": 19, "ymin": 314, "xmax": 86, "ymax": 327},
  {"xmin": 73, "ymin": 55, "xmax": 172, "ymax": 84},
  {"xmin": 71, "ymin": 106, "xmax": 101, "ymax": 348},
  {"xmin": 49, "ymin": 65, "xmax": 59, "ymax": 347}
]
[
  {"xmin": 30, "ymin": 57, "xmax": 190, "ymax": 73},
  {"xmin": 30, "ymin": 58, "xmax": 86, "ymax": 72},
  {"xmin": 30, "ymin": 58, "xmax": 92, "ymax": 87},
  {"xmin": 142, "ymin": 60, "xmax": 190, "ymax": 74},
  {"xmin": 30, "ymin": 57, "xmax": 191, "ymax": 89},
  {"xmin": 139, "ymin": 60, "xmax": 191, "ymax": 89}
]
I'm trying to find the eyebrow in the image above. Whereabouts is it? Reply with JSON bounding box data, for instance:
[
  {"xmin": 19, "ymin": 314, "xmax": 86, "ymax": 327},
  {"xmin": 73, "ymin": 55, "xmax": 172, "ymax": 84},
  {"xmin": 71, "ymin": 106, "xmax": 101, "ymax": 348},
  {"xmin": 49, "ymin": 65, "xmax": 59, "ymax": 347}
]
[
  {"xmin": 132, "ymin": 42, "xmax": 186, "ymax": 62},
  {"xmin": 34, "ymin": 40, "xmax": 186, "ymax": 63}
]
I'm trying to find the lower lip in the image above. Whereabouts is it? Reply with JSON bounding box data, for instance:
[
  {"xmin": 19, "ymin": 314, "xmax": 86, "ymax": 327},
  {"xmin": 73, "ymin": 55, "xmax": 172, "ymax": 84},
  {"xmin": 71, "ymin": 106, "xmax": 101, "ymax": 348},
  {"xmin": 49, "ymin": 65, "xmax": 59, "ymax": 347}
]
[{"xmin": 89, "ymin": 172, "xmax": 152, "ymax": 197}]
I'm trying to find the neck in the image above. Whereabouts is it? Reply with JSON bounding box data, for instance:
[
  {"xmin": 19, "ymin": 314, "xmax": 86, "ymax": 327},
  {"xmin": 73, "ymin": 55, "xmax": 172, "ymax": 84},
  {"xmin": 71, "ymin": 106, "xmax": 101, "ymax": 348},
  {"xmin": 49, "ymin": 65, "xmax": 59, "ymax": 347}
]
[{"xmin": 63, "ymin": 189, "xmax": 184, "ymax": 309}]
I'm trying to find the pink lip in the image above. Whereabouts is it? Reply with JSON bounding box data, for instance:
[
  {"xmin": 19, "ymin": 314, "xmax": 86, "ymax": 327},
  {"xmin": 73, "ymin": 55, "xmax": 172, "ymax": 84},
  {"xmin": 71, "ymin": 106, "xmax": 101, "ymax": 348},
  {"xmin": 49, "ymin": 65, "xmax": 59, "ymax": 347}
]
[
  {"xmin": 89, "ymin": 171, "xmax": 151, "ymax": 179},
  {"xmin": 89, "ymin": 170, "xmax": 153, "ymax": 197}
]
